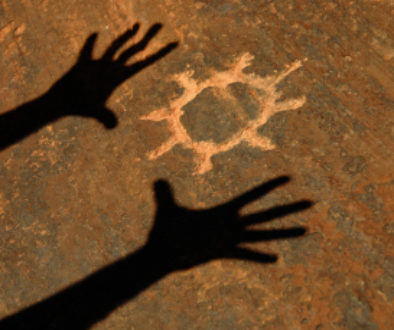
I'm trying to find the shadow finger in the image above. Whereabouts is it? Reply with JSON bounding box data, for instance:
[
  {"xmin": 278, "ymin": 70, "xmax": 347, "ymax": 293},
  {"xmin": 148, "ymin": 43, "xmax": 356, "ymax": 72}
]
[
  {"xmin": 240, "ymin": 227, "xmax": 306, "ymax": 242},
  {"xmin": 117, "ymin": 23, "xmax": 163, "ymax": 63},
  {"xmin": 224, "ymin": 247, "xmax": 278, "ymax": 263},
  {"xmin": 242, "ymin": 200, "xmax": 313, "ymax": 226},
  {"xmin": 102, "ymin": 23, "xmax": 140, "ymax": 61},
  {"xmin": 125, "ymin": 42, "xmax": 178, "ymax": 77},
  {"xmin": 226, "ymin": 176, "xmax": 290, "ymax": 211},
  {"xmin": 78, "ymin": 33, "xmax": 98, "ymax": 62},
  {"xmin": 91, "ymin": 107, "xmax": 118, "ymax": 129}
]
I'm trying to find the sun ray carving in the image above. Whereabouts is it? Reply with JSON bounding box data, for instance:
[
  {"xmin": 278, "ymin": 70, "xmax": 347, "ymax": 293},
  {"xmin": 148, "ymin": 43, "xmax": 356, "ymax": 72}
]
[{"xmin": 140, "ymin": 53, "xmax": 306, "ymax": 174}]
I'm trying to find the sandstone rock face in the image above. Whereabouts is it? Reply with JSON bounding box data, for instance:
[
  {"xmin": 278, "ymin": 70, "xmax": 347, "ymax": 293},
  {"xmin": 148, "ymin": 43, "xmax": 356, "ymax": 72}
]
[{"xmin": 0, "ymin": 0, "xmax": 393, "ymax": 329}]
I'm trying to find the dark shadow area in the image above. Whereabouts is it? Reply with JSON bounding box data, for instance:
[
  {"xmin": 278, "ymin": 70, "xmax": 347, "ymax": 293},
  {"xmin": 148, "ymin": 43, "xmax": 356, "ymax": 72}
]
[
  {"xmin": 0, "ymin": 176, "xmax": 312, "ymax": 329},
  {"xmin": 0, "ymin": 23, "xmax": 178, "ymax": 151}
]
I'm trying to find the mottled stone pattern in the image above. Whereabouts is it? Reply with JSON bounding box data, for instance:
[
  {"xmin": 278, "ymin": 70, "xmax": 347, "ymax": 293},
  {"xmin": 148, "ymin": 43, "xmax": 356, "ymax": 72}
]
[
  {"xmin": 0, "ymin": 0, "xmax": 393, "ymax": 329},
  {"xmin": 141, "ymin": 54, "xmax": 305, "ymax": 174}
]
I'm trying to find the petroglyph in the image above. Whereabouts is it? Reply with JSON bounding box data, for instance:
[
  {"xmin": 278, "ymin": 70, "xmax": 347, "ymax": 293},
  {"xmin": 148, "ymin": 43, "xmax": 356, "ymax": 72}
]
[{"xmin": 141, "ymin": 53, "xmax": 306, "ymax": 174}]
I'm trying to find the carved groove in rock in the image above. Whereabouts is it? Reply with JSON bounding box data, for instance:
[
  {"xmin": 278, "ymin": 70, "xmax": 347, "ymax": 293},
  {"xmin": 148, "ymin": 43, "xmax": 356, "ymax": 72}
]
[{"xmin": 141, "ymin": 53, "xmax": 306, "ymax": 174}]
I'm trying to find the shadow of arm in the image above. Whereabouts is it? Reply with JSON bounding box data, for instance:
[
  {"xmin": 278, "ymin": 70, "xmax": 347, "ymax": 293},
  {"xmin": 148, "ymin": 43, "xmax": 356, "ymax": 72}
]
[
  {"xmin": 0, "ymin": 24, "xmax": 177, "ymax": 152},
  {"xmin": 0, "ymin": 94, "xmax": 62, "ymax": 151},
  {"xmin": 0, "ymin": 245, "xmax": 167, "ymax": 330},
  {"xmin": 0, "ymin": 178, "xmax": 311, "ymax": 329}
]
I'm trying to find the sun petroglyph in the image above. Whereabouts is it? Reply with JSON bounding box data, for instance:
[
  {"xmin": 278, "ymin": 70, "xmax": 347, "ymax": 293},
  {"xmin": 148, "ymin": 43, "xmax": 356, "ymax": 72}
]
[{"xmin": 140, "ymin": 53, "xmax": 306, "ymax": 174}]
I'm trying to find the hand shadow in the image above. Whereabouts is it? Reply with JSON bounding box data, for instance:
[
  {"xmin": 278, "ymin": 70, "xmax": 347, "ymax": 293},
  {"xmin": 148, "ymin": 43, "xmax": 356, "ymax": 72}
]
[
  {"xmin": 0, "ymin": 23, "xmax": 178, "ymax": 151},
  {"xmin": 0, "ymin": 176, "xmax": 312, "ymax": 330}
]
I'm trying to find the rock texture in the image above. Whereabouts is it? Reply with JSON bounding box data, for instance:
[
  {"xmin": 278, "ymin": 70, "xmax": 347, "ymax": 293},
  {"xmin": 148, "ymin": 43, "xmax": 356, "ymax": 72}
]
[{"xmin": 0, "ymin": 0, "xmax": 393, "ymax": 329}]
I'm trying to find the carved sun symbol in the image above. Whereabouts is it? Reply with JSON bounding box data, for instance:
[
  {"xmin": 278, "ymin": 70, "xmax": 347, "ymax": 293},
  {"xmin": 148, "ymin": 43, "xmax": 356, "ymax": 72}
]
[{"xmin": 140, "ymin": 53, "xmax": 306, "ymax": 174}]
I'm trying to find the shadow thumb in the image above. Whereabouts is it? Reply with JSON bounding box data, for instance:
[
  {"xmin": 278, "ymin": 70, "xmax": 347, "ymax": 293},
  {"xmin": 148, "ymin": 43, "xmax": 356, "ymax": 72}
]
[
  {"xmin": 154, "ymin": 180, "xmax": 176, "ymax": 208},
  {"xmin": 97, "ymin": 107, "xmax": 118, "ymax": 129}
]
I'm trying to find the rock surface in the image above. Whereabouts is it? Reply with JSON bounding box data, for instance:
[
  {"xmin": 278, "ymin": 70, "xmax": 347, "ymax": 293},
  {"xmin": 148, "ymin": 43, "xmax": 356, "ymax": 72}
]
[{"xmin": 0, "ymin": 0, "xmax": 393, "ymax": 328}]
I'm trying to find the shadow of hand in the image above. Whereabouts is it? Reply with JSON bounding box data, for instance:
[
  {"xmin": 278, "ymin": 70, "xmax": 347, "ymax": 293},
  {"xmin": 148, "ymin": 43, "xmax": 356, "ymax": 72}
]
[
  {"xmin": 0, "ymin": 23, "xmax": 177, "ymax": 151},
  {"xmin": 0, "ymin": 176, "xmax": 312, "ymax": 329},
  {"xmin": 147, "ymin": 176, "xmax": 312, "ymax": 271},
  {"xmin": 47, "ymin": 23, "xmax": 178, "ymax": 128}
]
